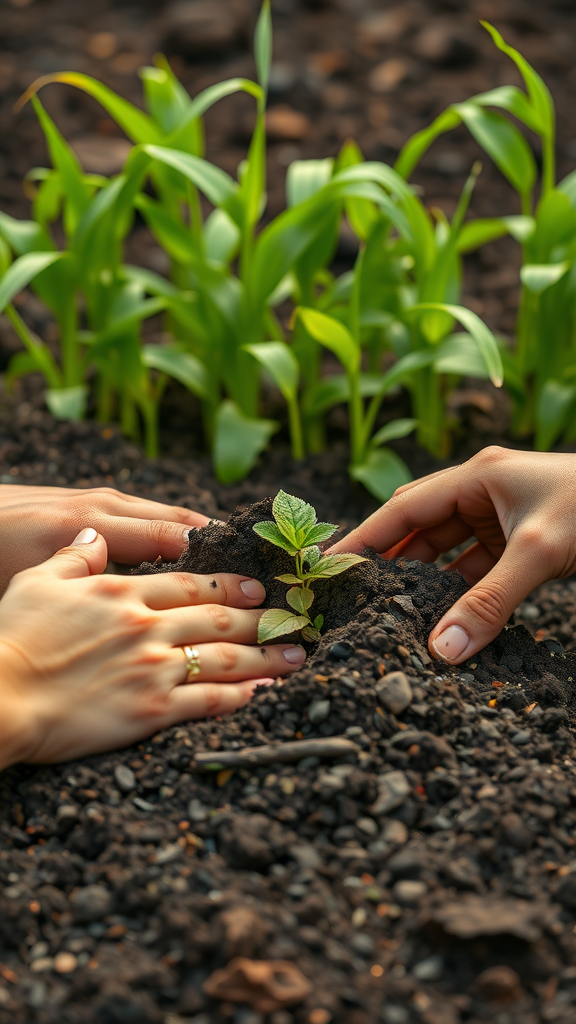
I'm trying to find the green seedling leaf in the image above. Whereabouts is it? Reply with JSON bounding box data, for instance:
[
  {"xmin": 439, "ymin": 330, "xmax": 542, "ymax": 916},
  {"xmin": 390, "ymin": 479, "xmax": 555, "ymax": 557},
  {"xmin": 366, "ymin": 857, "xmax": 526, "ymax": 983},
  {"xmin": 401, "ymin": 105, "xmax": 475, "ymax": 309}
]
[
  {"xmin": 286, "ymin": 158, "xmax": 334, "ymax": 207},
  {"xmin": 520, "ymin": 262, "xmax": 570, "ymax": 295},
  {"xmin": 272, "ymin": 489, "xmax": 316, "ymax": 548},
  {"xmin": 305, "ymin": 553, "xmax": 366, "ymax": 579},
  {"xmin": 433, "ymin": 333, "xmax": 492, "ymax": 379},
  {"xmin": 302, "ymin": 522, "xmax": 338, "ymax": 545},
  {"xmin": 297, "ymin": 307, "xmax": 359, "ymax": 374},
  {"xmin": 31, "ymin": 97, "xmax": 91, "ymax": 236},
  {"xmin": 253, "ymin": 521, "xmax": 299, "ymax": 556},
  {"xmin": 0, "ymin": 211, "xmax": 53, "ymax": 256},
  {"xmin": 350, "ymin": 448, "xmax": 413, "ymax": 503},
  {"xmin": 370, "ymin": 418, "xmax": 418, "ymax": 448},
  {"xmin": 142, "ymin": 345, "xmax": 208, "ymax": 399},
  {"xmin": 244, "ymin": 342, "xmax": 299, "ymax": 402},
  {"xmin": 45, "ymin": 385, "xmax": 88, "ymax": 420},
  {"xmin": 143, "ymin": 145, "xmax": 239, "ymax": 215},
  {"xmin": 301, "ymin": 625, "xmax": 321, "ymax": 642},
  {"xmin": 275, "ymin": 573, "xmax": 303, "ymax": 584},
  {"xmin": 286, "ymin": 586, "xmax": 314, "ymax": 614},
  {"xmin": 410, "ymin": 303, "xmax": 503, "ymax": 388},
  {"xmin": 480, "ymin": 22, "xmax": 554, "ymax": 141},
  {"xmin": 0, "ymin": 251, "xmax": 63, "ymax": 312},
  {"xmin": 258, "ymin": 609, "xmax": 309, "ymax": 643},
  {"xmin": 535, "ymin": 379, "xmax": 576, "ymax": 450},
  {"xmin": 204, "ymin": 208, "xmax": 240, "ymax": 263},
  {"xmin": 453, "ymin": 102, "xmax": 537, "ymax": 201},
  {"xmin": 214, "ymin": 400, "xmax": 278, "ymax": 485},
  {"xmin": 254, "ymin": 0, "xmax": 272, "ymax": 92},
  {"xmin": 314, "ymin": 614, "xmax": 324, "ymax": 629},
  {"xmin": 302, "ymin": 546, "xmax": 322, "ymax": 569}
]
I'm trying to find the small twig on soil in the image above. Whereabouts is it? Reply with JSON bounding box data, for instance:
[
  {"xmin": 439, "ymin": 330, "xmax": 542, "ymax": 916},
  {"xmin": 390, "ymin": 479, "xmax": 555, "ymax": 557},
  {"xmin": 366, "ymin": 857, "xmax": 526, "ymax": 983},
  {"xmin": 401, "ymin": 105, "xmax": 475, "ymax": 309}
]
[{"xmin": 192, "ymin": 737, "xmax": 359, "ymax": 769}]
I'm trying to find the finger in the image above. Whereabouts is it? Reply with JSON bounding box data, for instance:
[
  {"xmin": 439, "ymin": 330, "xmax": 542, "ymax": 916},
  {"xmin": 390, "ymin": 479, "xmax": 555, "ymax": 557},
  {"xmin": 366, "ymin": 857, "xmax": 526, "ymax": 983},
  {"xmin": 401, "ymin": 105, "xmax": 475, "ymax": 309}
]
[
  {"xmin": 167, "ymin": 677, "xmax": 273, "ymax": 723},
  {"xmin": 29, "ymin": 528, "xmax": 108, "ymax": 581},
  {"xmin": 93, "ymin": 514, "xmax": 203, "ymax": 564},
  {"xmin": 93, "ymin": 489, "xmax": 211, "ymax": 529},
  {"xmin": 169, "ymin": 641, "xmax": 306, "ymax": 682},
  {"xmin": 131, "ymin": 572, "xmax": 265, "ymax": 611},
  {"xmin": 159, "ymin": 605, "xmax": 263, "ymax": 646},
  {"xmin": 330, "ymin": 469, "xmax": 465, "ymax": 555},
  {"xmin": 445, "ymin": 540, "xmax": 498, "ymax": 584},
  {"xmin": 428, "ymin": 534, "xmax": 549, "ymax": 664},
  {"xmin": 383, "ymin": 514, "xmax": 474, "ymax": 563}
]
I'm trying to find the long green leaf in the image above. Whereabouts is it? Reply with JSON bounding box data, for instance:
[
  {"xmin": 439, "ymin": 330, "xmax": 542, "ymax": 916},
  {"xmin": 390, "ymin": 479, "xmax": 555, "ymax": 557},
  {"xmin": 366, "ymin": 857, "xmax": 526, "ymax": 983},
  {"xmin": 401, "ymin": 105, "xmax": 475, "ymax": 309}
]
[
  {"xmin": 453, "ymin": 102, "xmax": 537, "ymax": 200},
  {"xmin": 520, "ymin": 262, "xmax": 570, "ymax": 295},
  {"xmin": 287, "ymin": 158, "xmax": 334, "ymax": 207},
  {"xmin": 370, "ymin": 418, "xmax": 417, "ymax": 448},
  {"xmin": 214, "ymin": 400, "xmax": 278, "ymax": 484},
  {"xmin": 254, "ymin": 0, "xmax": 272, "ymax": 93},
  {"xmin": 0, "ymin": 251, "xmax": 63, "ymax": 311},
  {"xmin": 480, "ymin": 22, "xmax": 554, "ymax": 140},
  {"xmin": 297, "ymin": 308, "xmax": 359, "ymax": 374},
  {"xmin": 142, "ymin": 344, "xmax": 208, "ymax": 398},
  {"xmin": 350, "ymin": 448, "xmax": 412, "ymax": 502},
  {"xmin": 535, "ymin": 379, "xmax": 576, "ymax": 450},
  {"xmin": 143, "ymin": 145, "xmax": 239, "ymax": 213},
  {"xmin": 410, "ymin": 303, "xmax": 503, "ymax": 387},
  {"xmin": 244, "ymin": 341, "xmax": 299, "ymax": 401}
]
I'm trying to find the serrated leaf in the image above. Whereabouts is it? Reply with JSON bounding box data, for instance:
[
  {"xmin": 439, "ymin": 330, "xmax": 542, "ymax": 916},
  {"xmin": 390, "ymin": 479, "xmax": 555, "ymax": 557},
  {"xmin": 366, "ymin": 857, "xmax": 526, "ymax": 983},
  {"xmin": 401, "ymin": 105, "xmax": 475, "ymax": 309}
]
[
  {"xmin": 301, "ymin": 626, "xmax": 321, "ymax": 642},
  {"xmin": 305, "ymin": 553, "xmax": 367, "ymax": 579},
  {"xmin": 302, "ymin": 545, "xmax": 321, "ymax": 569},
  {"xmin": 257, "ymin": 609, "xmax": 309, "ymax": 643},
  {"xmin": 253, "ymin": 520, "xmax": 299, "ymax": 555},
  {"xmin": 303, "ymin": 522, "xmax": 338, "ymax": 545},
  {"xmin": 286, "ymin": 586, "xmax": 314, "ymax": 614},
  {"xmin": 272, "ymin": 489, "xmax": 316, "ymax": 548},
  {"xmin": 275, "ymin": 573, "xmax": 303, "ymax": 584}
]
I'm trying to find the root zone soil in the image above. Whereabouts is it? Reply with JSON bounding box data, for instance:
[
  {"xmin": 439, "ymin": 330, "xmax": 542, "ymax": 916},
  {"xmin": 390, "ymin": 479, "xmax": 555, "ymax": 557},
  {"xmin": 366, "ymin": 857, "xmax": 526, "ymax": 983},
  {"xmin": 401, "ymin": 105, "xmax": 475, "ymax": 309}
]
[{"xmin": 3, "ymin": 458, "xmax": 576, "ymax": 1024}]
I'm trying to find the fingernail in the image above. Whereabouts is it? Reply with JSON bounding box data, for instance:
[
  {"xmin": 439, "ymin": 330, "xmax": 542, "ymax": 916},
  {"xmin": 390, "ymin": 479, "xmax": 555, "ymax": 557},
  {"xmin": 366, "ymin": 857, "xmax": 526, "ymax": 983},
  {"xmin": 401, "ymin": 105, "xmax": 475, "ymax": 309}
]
[
  {"xmin": 249, "ymin": 678, "xmax": 275, "ymax": 690},
  {"xmin": 182, "ymin": 527, "xmax": 192, "ymax": 545},
  {"xmin": 432, "ymin": 624, "xmax": 471, "ymax": 662},
  {"xmin": 72, "ymin": 528, "xmax": 98, "ymax": 546},
  {"xmin": 240, "ymin": 578, "xmax": 266, "ymax": 601},
  {"xmin": 283, "ymin": 646, "xmax": 306, "ymax": 666}
]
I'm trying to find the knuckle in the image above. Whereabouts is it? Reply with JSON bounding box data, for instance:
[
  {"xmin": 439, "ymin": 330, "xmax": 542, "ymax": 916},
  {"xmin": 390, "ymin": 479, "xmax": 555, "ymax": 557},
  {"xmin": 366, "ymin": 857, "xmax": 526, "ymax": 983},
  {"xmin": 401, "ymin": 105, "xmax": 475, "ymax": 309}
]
[
  {"xmin": 119, "ymin": 605, "xmax": 157, "ymax": 634},
  {"xmin": 214, "ymin": 643, "xmax": 238, "ymax": 674},
  {"xmin": 95, "ymin": 576, "xmax": 132, "ymax": 599},
  {"xmin": 173, "ymin": 573, "xmax": 200, "ymax": 605},
  {"xmin": 463, "ymin": 584, "xmax": 510, "ymax": 629},
  {"xmin": 473, "ymin": 445, "xmax": 510, "ymax": 469},
  {"xmin": 143, "ymin": 519, "xmax": 180, "ymax": 545},
  {"xmin": 207, "ymin": 605, "xmax": 232, "ymax": 634},
  {"xmin": 202, "ymin": 684, "xmax": 227, "ymax": 718},
  {"xmin": 515, "ymin": 524, "xmax": 555, "ymax": 560}
]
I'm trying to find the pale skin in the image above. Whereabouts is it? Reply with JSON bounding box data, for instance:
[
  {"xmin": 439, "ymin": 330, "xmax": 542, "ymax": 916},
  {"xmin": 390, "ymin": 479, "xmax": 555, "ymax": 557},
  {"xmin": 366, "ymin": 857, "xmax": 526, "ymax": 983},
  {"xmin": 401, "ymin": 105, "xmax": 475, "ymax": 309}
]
[
  {"xmin": 331, "ymin": 447, "xmax": 576, "ymax": 665},
  {"xmin": 0, "ymin": 486, "xmax": 305, "ymax": 770}
]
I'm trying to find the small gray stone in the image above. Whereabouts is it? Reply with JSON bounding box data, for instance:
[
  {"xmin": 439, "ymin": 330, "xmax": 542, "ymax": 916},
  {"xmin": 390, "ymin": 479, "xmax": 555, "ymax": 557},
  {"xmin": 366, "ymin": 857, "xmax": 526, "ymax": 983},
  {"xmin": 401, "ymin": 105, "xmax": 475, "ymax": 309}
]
[
  {"xmin": 393, "ymin": 879, "xmax": 427, "ymax": 905},
  {"xmin": 382, "ymin": 819, "xmax": 408, "ymax": 845},
  {"xmin": 356, "ymin": 817, "xmax": 378, "ymax": 837},
  {"xmin": 114, "ymin": 765, "xmax": 136, "ymax": 793},
  {"xmin": 413, "ymin": 954, "xmax": 444, "ymax": 981},
  {"xmin": 370, "ymin": 771, "xmax": 411, "ymax": 816},
  {"xmin": 133, "ymin": 797, "xmax": 156, "ymax": 812},
  {"xmin": 56, "ymin": 804, "xmax": 78, "ymax": 822},
  {"xmin": 519, "ymin": 603, "xmax": 540, "ymax": 621},
  {"xmin": 511, "ymin": 730, "xmax": 531, "ymax": 746},
  {"xmin": 351, "ymin": 933, "xmax": 375, "ymax": 956},
  {"xmin": 72, "ymin": 885, "xmax": 112, "ymax": 922},
  {"xmin": 308, "ymin": 699, "xmax": 331, "ymax": 724},
  {"xmin": 429, "ymin": 813, "xmax": 452, "ymax": 831},
  {"xmin": 382, "ymin": 1008, "xmax": 409, "ymax": 1024},
  {"xmin": 188, "ymin": 798, "xmax": 208, "ymax": 823},
  {"xmin": 376, "ymin": 671, "xmax": 413, "ymax": 715},
  {"xmin": 479, "ymin": 721, "xmax": 500, "ymax": 740}
]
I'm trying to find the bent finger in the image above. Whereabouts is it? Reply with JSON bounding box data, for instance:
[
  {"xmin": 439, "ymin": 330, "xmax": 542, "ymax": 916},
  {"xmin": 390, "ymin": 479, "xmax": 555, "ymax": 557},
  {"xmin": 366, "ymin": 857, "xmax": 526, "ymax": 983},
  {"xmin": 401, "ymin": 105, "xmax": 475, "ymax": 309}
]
[
  {"xmin": 168, "ymin": 641, "xmax": 306, "ymax": 683},
  {"xmin": 131, "ymin": 572, "xmax": 265, "ymax": 610},
  {"xmin": 445, "ymin": 540, "xmax": 498, "ymax": 584},
  {"xmin": 428, "ymin": 536, "xmax": 550, "ymax": 664},
  {"xmin": 96, "ymin": 514, "xmax": 203, "ymax": 564},
  {"xmin": 25, "ymin": 528, "xmax": 108, "ymax": 581},
  {"xmin": 167, "ymin": 678, "xmax": 273, "ymax": 723},
  {"xmin": 384, "ymin": 514, "xmax": 474, "ymax": 563}
]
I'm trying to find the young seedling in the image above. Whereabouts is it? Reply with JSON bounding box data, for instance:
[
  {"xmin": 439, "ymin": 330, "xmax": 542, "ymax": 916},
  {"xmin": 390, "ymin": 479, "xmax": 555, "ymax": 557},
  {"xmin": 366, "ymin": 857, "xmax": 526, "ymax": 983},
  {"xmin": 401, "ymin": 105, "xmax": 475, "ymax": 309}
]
[{"xmin": 253, "ymin": 490, "xmax": 366, "ymax": 643}]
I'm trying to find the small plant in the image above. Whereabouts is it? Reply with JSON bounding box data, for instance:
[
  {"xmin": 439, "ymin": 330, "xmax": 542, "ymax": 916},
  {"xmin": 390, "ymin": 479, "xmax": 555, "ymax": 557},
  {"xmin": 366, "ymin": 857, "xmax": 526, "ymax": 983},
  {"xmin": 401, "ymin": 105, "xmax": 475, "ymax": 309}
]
[{"xmin": 253, "ymin": 490, "xmax": 366, "ymax": 643}]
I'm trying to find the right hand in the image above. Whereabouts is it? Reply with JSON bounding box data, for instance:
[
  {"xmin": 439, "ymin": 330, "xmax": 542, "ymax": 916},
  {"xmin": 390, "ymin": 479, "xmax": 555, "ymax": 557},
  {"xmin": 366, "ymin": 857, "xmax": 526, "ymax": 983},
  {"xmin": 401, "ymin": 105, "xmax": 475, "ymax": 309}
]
[
  {"xmin": 330, "ymin": 446, "xmax": 576, "ymax": 664},
  {"xmin": 0, "ymin": 528, "xmax": 305, "ymax": 767}
]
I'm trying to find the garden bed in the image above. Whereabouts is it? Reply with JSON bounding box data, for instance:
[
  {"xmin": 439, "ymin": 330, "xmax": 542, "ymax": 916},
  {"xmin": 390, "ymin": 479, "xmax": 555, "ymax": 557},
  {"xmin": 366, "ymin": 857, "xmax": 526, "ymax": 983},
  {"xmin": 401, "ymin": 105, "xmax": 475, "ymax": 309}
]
[{"xmin": 2, "ymin": 392, "xmax": 576, "ymax": 1024}]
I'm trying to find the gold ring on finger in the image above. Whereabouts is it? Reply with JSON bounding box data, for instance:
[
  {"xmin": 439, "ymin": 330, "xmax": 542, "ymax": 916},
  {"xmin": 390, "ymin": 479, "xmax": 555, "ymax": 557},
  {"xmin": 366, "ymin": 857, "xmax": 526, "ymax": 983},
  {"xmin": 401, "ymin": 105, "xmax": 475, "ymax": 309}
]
[{"xmin": 183, "ymin": 645, "xmax": 201, "ymax": 680}]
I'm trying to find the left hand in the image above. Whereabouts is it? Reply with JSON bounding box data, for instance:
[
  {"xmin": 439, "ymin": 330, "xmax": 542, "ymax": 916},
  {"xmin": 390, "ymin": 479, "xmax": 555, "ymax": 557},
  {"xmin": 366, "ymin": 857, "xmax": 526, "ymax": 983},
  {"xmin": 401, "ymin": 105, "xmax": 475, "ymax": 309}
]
[{"xmin": 0, "ymin": 484, "xmax": 210, "ymax": 594}]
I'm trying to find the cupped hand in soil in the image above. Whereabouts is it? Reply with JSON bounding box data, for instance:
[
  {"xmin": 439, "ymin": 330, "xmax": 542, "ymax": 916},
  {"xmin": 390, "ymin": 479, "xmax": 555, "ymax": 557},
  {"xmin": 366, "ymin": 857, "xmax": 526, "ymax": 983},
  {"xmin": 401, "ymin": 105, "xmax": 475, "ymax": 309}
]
[
  {"xmin": 0, "ymin": 483, "xmax": 211, "ymax": 595},
  {"xmin": 0, "ymin": 529, "xmax": 305, "ymax": 768},
  {"xmin": 331, "ymin": 447, "xmax": 576, "ymax": 664}
]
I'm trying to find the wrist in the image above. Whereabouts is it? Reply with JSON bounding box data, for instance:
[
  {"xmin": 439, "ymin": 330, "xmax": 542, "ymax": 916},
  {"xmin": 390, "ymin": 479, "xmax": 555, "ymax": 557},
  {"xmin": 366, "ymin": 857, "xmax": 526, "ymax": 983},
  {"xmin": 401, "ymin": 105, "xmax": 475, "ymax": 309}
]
[{"xmin": 0, "ymin": 640, "xmax": 36, "ymax": 769}]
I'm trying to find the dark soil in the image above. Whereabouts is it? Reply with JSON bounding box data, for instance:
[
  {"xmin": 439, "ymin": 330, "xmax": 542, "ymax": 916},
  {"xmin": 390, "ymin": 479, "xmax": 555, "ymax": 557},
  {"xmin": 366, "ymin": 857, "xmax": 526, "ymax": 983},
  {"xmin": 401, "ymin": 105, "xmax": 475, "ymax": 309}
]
[{"xmin": 3, "ymin": 1, "xmax": 576, "ymax": 1022}]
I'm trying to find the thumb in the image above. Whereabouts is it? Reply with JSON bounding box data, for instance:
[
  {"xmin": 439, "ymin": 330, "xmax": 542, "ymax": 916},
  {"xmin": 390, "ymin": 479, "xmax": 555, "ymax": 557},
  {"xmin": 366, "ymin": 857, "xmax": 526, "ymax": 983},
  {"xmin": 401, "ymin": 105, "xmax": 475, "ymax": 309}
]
[
  {"xmin": 39, "ymin": 527, "xmax": 108, "ymax": 580},
  {"xmin": 428, "ymin": 539, "xmax": 545, "ymax": 664}
]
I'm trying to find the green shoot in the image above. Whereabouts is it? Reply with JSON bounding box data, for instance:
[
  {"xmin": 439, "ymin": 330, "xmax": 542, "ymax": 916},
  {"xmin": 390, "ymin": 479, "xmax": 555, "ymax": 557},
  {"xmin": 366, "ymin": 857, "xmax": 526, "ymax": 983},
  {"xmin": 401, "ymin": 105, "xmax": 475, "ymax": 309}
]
[{"xmin": 253, "ymin": 490, "xmax": 366, "ymax": 643}]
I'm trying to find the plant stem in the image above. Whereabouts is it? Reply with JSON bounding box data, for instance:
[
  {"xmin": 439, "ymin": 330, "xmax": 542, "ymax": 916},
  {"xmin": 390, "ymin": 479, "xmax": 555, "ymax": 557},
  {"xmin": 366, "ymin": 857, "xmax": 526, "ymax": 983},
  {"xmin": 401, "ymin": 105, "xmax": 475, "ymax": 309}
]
[
  {"xmin": 348, "ymin": 368, "xmax": 364, "ymax": 466},
  {"xmin": 287, "ymin": 396, "xmax": 304, "ymax": 461},
  {"xmin": 59, "ymin": 296, "xmax": 80, "ymax": 390}
]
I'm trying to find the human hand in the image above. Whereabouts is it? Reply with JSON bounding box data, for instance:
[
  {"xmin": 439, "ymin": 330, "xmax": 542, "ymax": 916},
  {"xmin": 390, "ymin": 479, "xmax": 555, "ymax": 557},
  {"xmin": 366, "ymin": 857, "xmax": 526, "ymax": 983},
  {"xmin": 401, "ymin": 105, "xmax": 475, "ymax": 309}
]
[
  {"xmin": 0, "ymin": 484, "xmax": 212, "ymax": 594},
  {"xmin": 0, "ymin": 529, "xmax": 305, "ymax": 767},
  {"xmin": 331, "ymin": 447, "xmax": 576, "ymax": 664}
]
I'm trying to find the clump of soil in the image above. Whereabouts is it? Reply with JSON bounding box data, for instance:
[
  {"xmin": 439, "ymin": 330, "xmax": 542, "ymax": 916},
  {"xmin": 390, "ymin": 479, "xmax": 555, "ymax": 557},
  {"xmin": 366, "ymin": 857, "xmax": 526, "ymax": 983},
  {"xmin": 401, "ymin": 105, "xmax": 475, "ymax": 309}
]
[{"xmin": 139, "ymin": 498, "xmax": 576, "ymax": 709}]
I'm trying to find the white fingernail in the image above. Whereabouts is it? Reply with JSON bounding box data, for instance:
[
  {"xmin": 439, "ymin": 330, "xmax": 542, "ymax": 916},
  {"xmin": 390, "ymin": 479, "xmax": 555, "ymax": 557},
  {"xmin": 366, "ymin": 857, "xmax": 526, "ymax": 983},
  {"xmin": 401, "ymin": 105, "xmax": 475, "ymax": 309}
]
[{"xmin": 72, "ymin": 528, "xmax": 98, "ymax": 546}]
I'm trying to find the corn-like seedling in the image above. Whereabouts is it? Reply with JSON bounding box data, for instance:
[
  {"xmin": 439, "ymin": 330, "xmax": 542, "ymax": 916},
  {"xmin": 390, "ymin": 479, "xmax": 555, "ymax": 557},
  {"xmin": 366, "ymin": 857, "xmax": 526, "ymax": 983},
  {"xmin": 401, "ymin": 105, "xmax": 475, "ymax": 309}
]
[{"xmin": 254, "ymin": 490, "xmax": 365, "ymax": 642}]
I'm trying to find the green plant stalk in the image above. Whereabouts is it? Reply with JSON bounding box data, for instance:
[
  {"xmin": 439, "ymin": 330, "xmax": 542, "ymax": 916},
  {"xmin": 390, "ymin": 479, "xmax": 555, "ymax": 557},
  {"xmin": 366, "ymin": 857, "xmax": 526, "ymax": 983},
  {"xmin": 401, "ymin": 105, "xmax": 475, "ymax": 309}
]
[
  {"xmin": 59, "ymin": 296, "xmax": 81, "ymax": 390},
  {"xmin": 5, "ymin": 304, "xmax": 61, "ymax": 389},
  {"xmin": 140, "ymin": 396, "xmax": 159, "ymax": 459},
  {"xmin": 287, "ymin": 394, "xmax": 304, "ymax": 461},
  {"xmin": 348, "ymin": 366, "xmax": 364, "ymax": 466},
  {"xmin": 412, "ymin": 361, "xmax": 446, "ymax": 458},
  {"xmin": 542, "ymin": 131, "xmax": 556, "ymax": 199}
]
